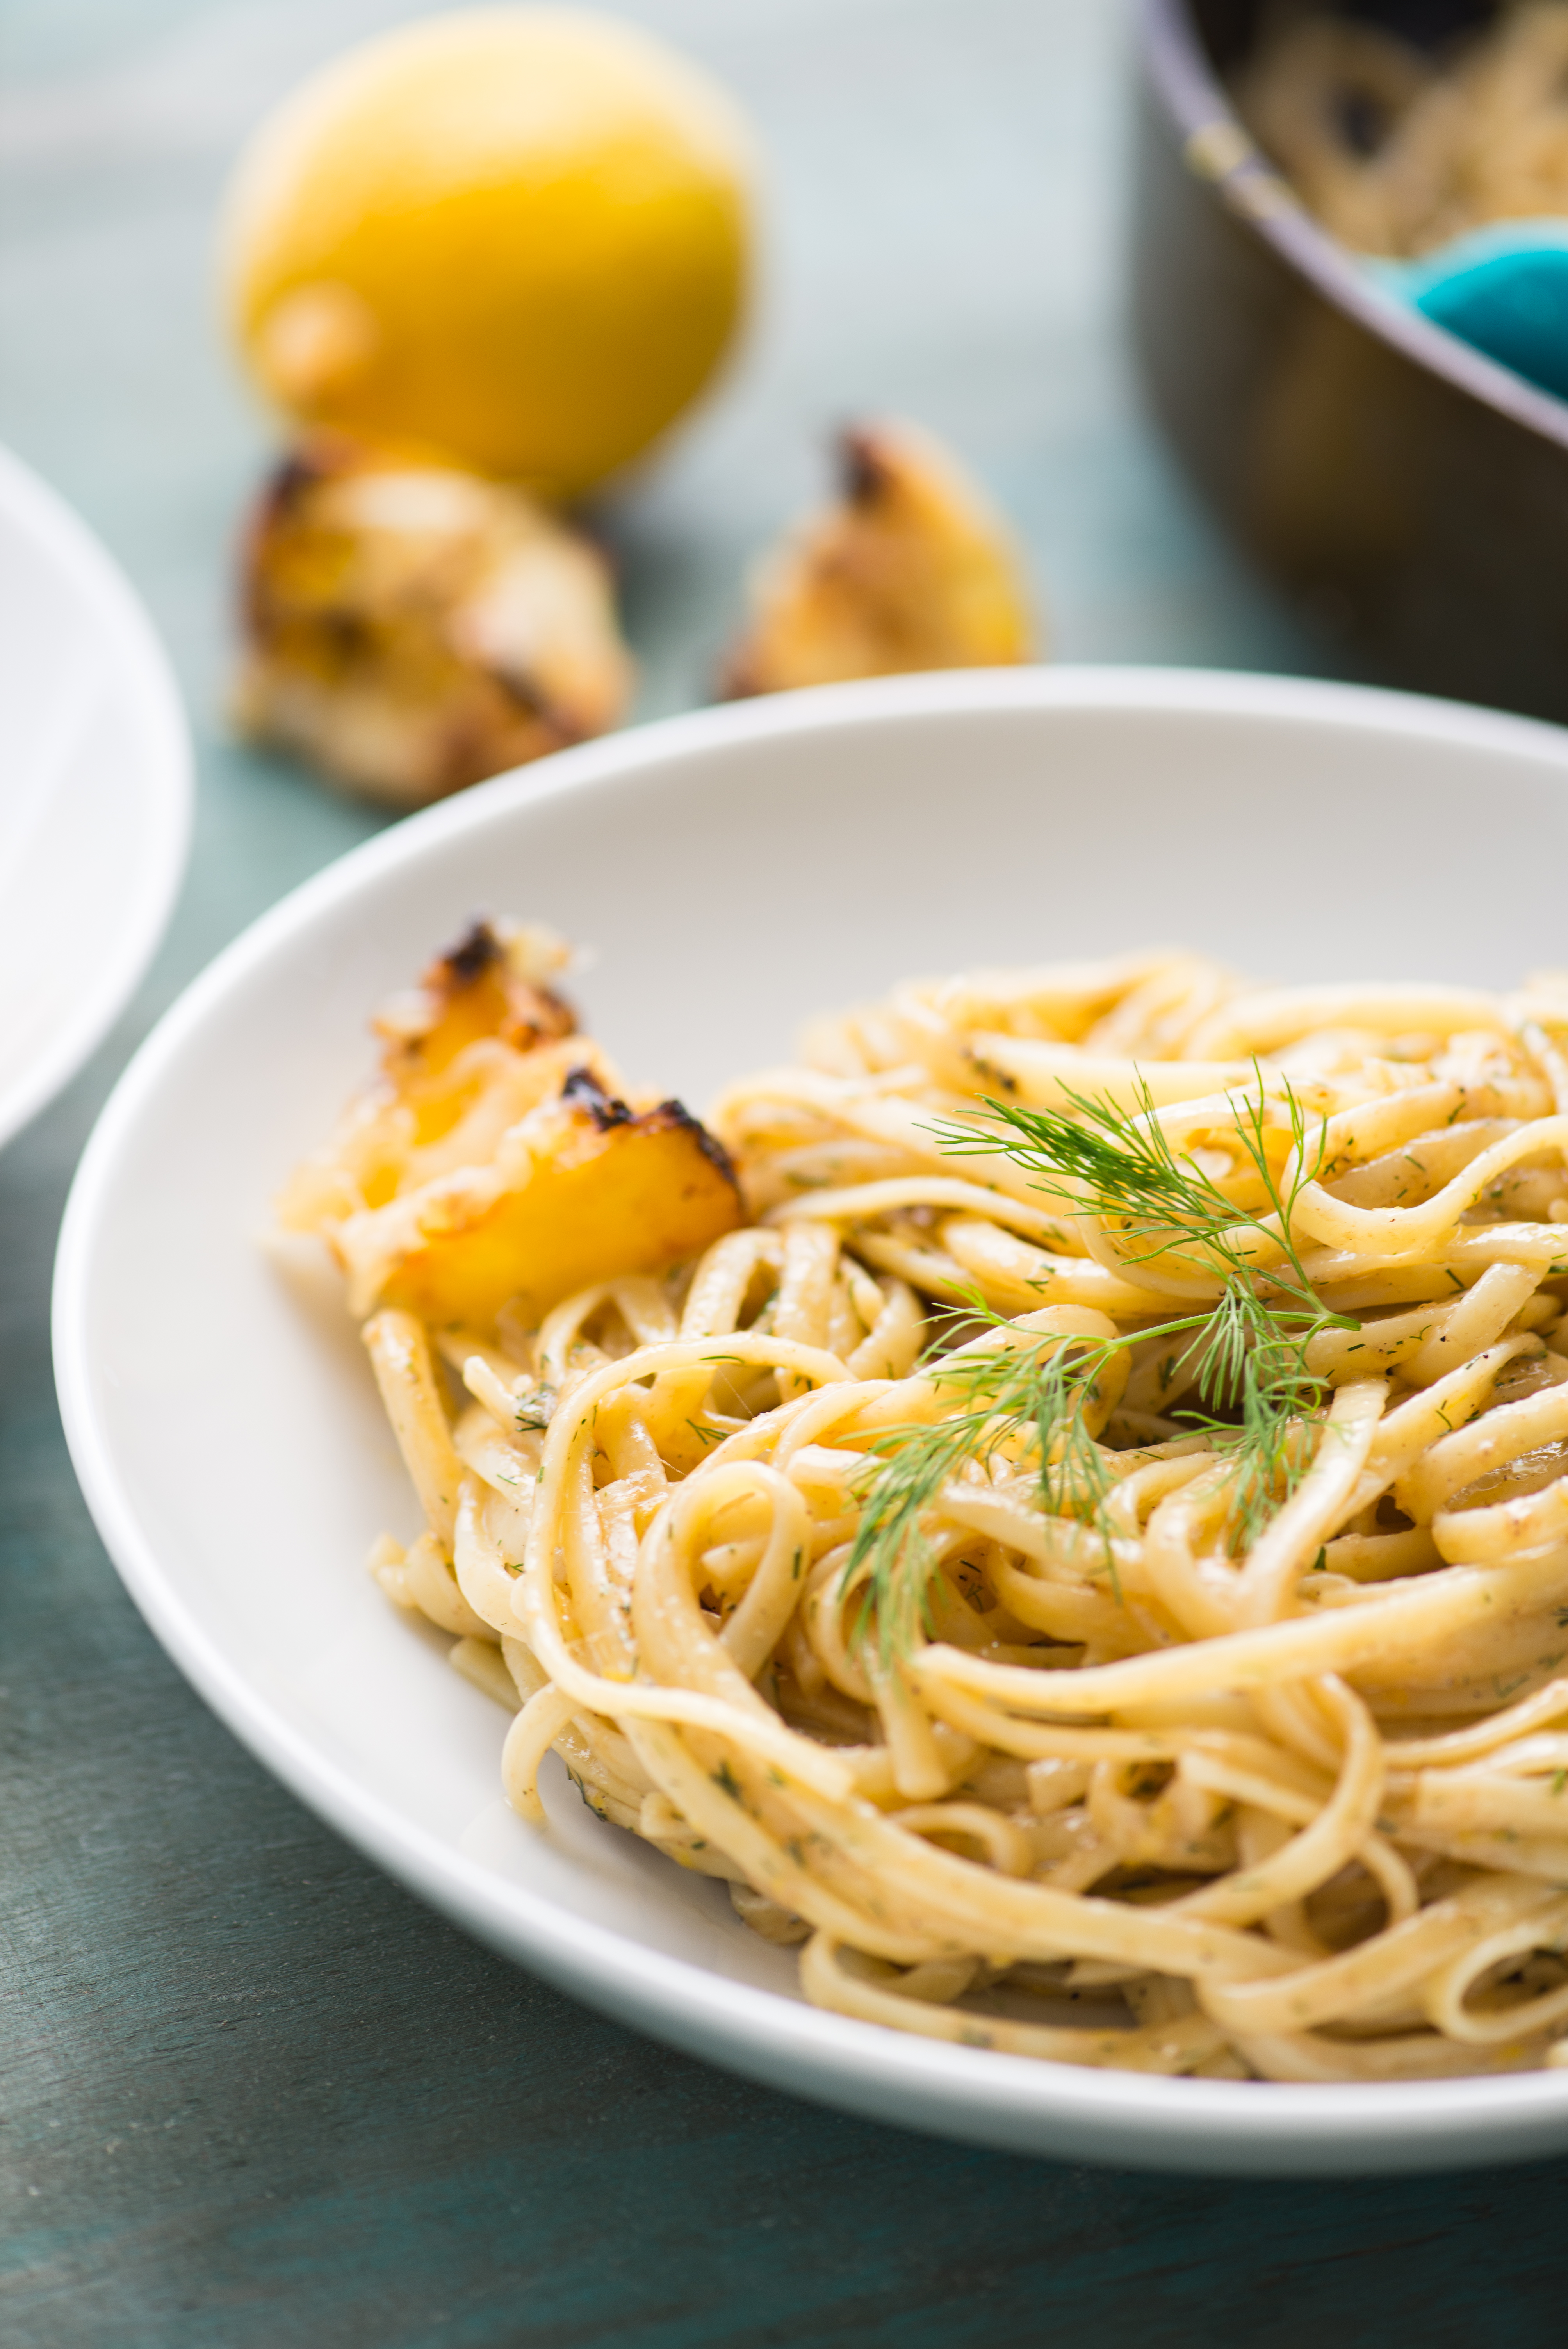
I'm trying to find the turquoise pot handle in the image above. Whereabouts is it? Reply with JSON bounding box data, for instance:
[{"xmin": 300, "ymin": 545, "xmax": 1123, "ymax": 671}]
[{"xmin": 1370, "ymin": 221, "xmax": 1568, "ymax": 400}]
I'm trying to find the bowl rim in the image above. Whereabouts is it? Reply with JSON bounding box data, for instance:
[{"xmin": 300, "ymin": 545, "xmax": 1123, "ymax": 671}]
[
  {"xmin": 0, "ymin": 440, "xmax": 192, "ymax": 1151},
  {"xmin": 1137, "ymin": 0, "xmax": 1568, "ymax": 453},
  {"xmin": 50, "ymin": 663, "xmax": 1568, "ymax": 2175}
]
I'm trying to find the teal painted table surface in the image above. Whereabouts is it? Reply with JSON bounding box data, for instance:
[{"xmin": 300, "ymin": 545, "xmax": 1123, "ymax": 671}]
[{"xmin": 5, "ymin": 4, "xmax": 1568, "ymax": 2343}]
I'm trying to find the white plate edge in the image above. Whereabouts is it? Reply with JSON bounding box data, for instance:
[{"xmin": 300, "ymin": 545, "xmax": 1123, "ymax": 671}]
[
  {"xmin": 0, "ymin": 442, "xmax": 194, "ymax": 1150},
  {"xmin": 49, "ymin": 664, "xmax": 1568, "ymax": 2171}
]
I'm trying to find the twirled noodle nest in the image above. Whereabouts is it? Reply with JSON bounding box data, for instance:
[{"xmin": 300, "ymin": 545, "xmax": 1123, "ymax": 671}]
[{"xmin": 292, "ymin": 939, "xmax": 1568, "ymax": 2083}]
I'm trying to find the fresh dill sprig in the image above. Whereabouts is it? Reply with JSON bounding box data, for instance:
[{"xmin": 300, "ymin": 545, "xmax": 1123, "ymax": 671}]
[
  {"xmin": 938, "ymin": 1069, "xmax": 1327, "ymax": 1301},
  {"xmin": 1181, "ymin": 1277, "xmax": 1327, "ymax": 1550},
  {"xmin": 843, "ymin": 1075, "xmax": 1354, "ymax": 1658},
  {"xmin": 847, "ymin": 1320, "xmax": 1129, "ymax": 1665}
]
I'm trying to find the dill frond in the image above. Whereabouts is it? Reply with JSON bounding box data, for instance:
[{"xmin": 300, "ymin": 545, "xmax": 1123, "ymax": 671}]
[
  {"xmin": 845, "ymin": 1320, "xmax": 1130, "ymax": 1666},
  {"xmin": 938, "ymin": 1067, "xmax": 1328, "ymax": 1294},
  {"xmin": 1182, "ymin": 1276, "xmax": 1328, "ymax": 1550},
  {"xmin": 843, "ymin": 1075, "xmax": 1355, "ymax": 1655}
]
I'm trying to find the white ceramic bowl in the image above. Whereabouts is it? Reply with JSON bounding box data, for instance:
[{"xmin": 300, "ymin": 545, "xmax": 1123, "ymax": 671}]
[
  {"xmin": 52, "ymin": 668, "xmax": 1568, "ymax": 2175},
  {"xmin": 0, "ymin": 444, "xmax": 191, "ymax": 1149}
]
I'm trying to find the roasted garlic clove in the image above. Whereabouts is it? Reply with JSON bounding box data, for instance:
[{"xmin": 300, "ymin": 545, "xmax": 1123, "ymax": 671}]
[
  {"xmin": 280, "ymin": 919, "xmax": 743, "ymax": 1331},
  {"xmin": 371, "ymin": 918, "xmax": 577, "ymax": 1087},
  {"xmin": 723, "ymin": 420, "xmax": 1037, "ymax": 695},
  {"xmin": 233, "ymin": 435, "xmax": 634, "ymax": 806},
  {"xmin": 356, "ymin": 1066, "xmax": 744, "ymax": 1331},
  {"xmin": 277, "ymin": 917, "xmax": 602, "ymax": 1231}
]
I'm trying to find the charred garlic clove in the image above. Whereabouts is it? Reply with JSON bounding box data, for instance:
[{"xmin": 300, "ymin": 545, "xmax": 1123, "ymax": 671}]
[
  {"xmin": 722, "ymin": 419, "xmax": 1037, "ymax": 696},
  {"xmin": 233, "ymin": 434, "xmax": 634, "ymax": 807}
]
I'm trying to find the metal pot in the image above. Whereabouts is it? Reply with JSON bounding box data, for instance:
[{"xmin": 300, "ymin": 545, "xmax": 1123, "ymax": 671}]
[{"xmin": 1132, "ymin": 0, "xmax": 1568, "ymax": 721}]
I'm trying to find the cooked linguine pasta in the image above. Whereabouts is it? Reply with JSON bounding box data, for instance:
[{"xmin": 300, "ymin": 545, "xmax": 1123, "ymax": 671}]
[
  {"xmin": 1238, "ymin": 4, "xmax": 1568, "ymax": 258},
  {"xmin": 285, "ymin": 925, "xmax": 1568, "ymax": 2083}
]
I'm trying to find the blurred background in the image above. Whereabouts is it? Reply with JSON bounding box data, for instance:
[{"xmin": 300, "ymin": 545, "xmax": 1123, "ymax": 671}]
[{"xmin": 0, "ymin": 0, "xmax": 1318, "ymax": 989}]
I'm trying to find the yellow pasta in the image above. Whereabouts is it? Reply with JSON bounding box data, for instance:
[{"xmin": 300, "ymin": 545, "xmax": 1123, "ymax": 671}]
[
  {"xmin": 288, "ymin": 926, "xmax": 1568, "ymax": 2081},
  {"xmin": 1237, "ymin": 4, "xmax": 1568, "ymax": 258}
]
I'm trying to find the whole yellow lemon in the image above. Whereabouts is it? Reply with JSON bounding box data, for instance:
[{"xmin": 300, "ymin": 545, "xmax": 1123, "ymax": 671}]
[{"xmin": 221, "ymin": 7, "xmax": 753, "ymax": 495}]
